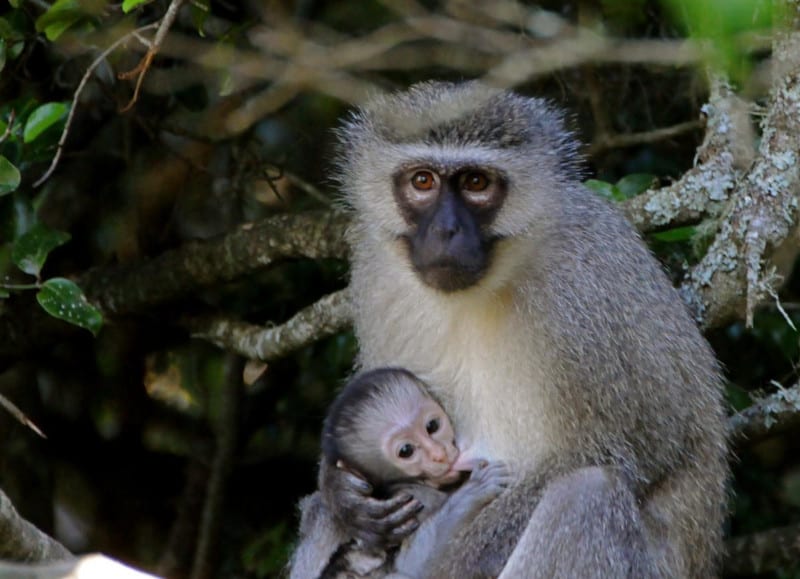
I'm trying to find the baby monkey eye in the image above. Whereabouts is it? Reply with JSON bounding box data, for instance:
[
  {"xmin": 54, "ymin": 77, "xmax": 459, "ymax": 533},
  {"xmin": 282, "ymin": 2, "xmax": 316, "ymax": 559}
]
[
  {"xmin": 411, "ymin": 170, "xmax": 436, "ymax": 191},
  {"xmin": 398, "ymin": 444, "xmax": 415, "ymax": 459},
  {"xmin": 426, "ymin": 418, "xmax": 440, "ymax": 434},
  {"xmin": 462, "ymin": 171, "xmax": 489, "ymax": 192}
]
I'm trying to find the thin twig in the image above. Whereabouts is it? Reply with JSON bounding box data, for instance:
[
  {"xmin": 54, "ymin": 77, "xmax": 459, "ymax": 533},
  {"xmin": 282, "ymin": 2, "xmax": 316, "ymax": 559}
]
[
  {"xmin": 119, "ymin": 0, "xmax": 187, "ymax": 112},
  {"xmin": 33, "ymin": 23, "xmax": 158, "ymax": 188},
  {"xmin": 0, "ymin": 111, "xmax": 15, "ymax": 145},
  {"xmin": 589, "ymin": 119, "xmax": 704, "ymax": 155},
  {"xmin": 0, "ymin": 393, "xmax": 46, "ymax": 438},
  {"xmin": 284, "ymin": 171, "xmax": 332, "ymax": 205},
  {"xmin": 190, "ymin": 354, "xmax": 242, "ymax": 579}
]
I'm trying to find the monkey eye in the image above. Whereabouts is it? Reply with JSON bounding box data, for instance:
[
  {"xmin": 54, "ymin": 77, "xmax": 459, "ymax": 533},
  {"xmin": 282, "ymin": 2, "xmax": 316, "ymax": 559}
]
[
  {"xmin": 398, "ymin": 444, "xmax": 415, "ymax": 459},
  {"xmin": 426, "ymin": 418, "xmax": 440, "ymax": 434},
  {"xmin": 411, "ymin": 170, "xmax": 437, "ymax": 191},
  {"xmin": 461, "ymin": 171, "xmax": 489, "ymax": 192}
]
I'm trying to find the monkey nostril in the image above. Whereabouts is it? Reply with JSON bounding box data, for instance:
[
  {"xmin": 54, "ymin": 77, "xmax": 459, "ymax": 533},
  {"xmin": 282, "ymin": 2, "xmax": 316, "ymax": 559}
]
[{"xmin": 432, "ymin": 222, "xmax": 460, "ymax": 240}]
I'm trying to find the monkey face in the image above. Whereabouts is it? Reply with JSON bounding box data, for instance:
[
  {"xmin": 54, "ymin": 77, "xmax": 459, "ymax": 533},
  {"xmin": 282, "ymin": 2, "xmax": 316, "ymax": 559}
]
[
  {"xmin": 392, "ymin": 165, "xmax": 506, "ymax": 292},
  {"xmin": 381, "ymin": 396, "xmax": 461, "ymax": 485}
]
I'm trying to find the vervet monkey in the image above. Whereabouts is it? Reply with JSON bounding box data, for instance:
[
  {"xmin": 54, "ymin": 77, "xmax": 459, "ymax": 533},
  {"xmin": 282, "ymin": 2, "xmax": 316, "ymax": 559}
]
[
  {"xmin": 289, "ymin": 368, "xmax": 511, "ymax": 578},
  {"xmin": 304, "ymin": 81, "xmax": 729, "ymax": 578}
]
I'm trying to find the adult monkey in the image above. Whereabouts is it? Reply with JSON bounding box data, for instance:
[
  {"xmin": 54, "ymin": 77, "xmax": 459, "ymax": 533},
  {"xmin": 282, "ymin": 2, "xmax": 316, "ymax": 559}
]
[{"xmin": 316, "ymin": 81, "xmax": 728, "ymax": 578}]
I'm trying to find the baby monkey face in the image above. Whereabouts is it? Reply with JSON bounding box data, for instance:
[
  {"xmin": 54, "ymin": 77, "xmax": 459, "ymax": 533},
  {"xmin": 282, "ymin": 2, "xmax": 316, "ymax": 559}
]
[{"xmin": 381, "ymin": 396, "xmax": 463, "ymax": 486}]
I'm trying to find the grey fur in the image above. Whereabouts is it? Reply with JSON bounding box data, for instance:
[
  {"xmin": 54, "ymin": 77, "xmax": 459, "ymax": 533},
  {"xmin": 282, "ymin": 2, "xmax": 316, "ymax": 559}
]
[
  {"xmin": 289, "ymin": 367, "xmax": 511, "ymax": 579},
  {"xmin": 325, "ymin": 81, "xmax": 729, "ymax": 578}
]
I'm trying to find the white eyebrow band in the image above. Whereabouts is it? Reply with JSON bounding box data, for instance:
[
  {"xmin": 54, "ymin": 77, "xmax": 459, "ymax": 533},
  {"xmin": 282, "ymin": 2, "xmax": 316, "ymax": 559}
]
[{"xmin": 390, "ymin": 144, "xmax": 515, "ymax": 176}]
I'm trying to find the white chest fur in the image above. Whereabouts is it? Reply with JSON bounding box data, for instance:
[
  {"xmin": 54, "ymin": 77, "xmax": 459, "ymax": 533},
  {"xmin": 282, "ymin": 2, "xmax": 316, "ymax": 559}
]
[{"xmin": 351, "ymin": 240, "xmax": 555, "ymax": 467}]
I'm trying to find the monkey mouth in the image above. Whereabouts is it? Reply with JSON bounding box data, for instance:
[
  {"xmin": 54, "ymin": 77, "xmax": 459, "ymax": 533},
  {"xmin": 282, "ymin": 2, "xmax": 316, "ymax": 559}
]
[{"xmin": 414, "ymin": 260, "xmax": 488, "ymax": 292}]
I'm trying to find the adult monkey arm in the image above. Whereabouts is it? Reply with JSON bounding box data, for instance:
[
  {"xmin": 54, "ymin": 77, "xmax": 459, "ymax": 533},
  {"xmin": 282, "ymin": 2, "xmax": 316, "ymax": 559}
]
[
  {"xmin": 391, "ymin": 461, "xmax": 512, "ymax": 579},
  {"xmin": 332, "ymin": 81, "xmax": 728, "ymax": 578}
]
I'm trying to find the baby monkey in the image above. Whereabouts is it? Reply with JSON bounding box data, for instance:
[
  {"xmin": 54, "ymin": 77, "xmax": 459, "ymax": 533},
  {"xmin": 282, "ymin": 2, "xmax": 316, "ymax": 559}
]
[{"xmin": 290, "ymin": 368, "xmax": 511, "ymax": 579}]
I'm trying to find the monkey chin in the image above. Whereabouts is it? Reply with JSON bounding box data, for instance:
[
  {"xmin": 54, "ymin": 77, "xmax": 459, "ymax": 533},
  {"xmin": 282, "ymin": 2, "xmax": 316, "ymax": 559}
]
[{"xmin": 413, "ymin": 263, "xmax": 487, "ymax": 293}]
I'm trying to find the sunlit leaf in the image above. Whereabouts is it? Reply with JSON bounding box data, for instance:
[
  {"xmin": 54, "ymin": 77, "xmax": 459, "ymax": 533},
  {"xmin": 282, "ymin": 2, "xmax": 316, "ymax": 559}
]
[
  {"xmin": 33, "ymin": 0, "xmax": 105, "ymax": 42},
  {"xmin": 37, "ymin": 278, "xmax": 103, "ymax": 335},
  {"xmin": 23, "ymin": 102, "xmax": 68, "ymax": 143},
  {"xmin": 0, "ymin": 155, "xmax": 21, "ymax": 196},
  {"xmin": 616, "ymin": 173, "xmax": 656, "ymax": 198},
  {"xmin": 190, "ymin": 0, "xmax": 210, "ymax": 36},
  {"xmin": 663, "ymin": 0, "xmax": 777, "ymax": 78},
  {"xmin": 584, "ymin": 179, "xmax": 624, "ymax": 202},
  {"xmin": 122, "ymin": 0, "xmax": 152, "ymax": 13},
  {"xmin": 12, "ymin": 223, "xmax": 71, "ymax": 277},
  {"xmin": 34, "ymin": 0, "xmax": 84, "ymax": 41},
  {"xmin": 651, "ymin": 226, "xmax": 696, "ymax": 243}
]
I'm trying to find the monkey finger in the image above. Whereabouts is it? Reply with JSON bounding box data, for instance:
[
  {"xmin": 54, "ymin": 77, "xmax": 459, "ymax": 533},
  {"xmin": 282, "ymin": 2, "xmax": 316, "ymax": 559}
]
[
  {"xmin": 386, "ymin": 517, "xmax": 420, "ymax": 543},
  {"xmin": 379, "ymin": 498, "xmax": 423, "ymax": 527},
  {"xmin": 362, "ymin": 493, "xmax": 418, "ymax": 520},
  {"xmin": 339, "ymin": 470, "xmax": 373, "ymax": 495}
]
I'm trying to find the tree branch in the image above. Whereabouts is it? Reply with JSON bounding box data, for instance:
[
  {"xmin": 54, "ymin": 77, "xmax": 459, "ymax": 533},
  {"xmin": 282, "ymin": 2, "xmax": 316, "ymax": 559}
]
[
  {"xmin": 621, "ymin": 75, "xmax": 754, "ymax": 233},
  {"xmin": 186, "ymin": 289, "xmax": 352, "ymax": 362},
  {"xmin": 119, "ymin": 0, "xmax": 186, "ymax": 112},
  {"xmin": 588, "ymin": 119, "xmax": 703, "ymax": 156},
  {"xmin": 0, "ymin": 488, "xmax": 71, "ymax": 563},
  {"xmin": 681, "ymin": 31, "xmax": 800, "ymax": 328},
  {"xmin": 0, "ymin": 211, "xmax": 348, "ymax": 359},
  {"xmin": 190, "ymin": 355, "xmax": 242, "ymax": 579},
  {"xmin": 728, "ymin": 382, "xmax": 800, "ymax": 445}
]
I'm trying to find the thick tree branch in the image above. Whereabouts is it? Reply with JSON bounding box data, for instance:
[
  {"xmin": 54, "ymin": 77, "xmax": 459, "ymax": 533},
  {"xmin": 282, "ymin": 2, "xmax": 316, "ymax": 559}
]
[
  {"xmin": 186, "ymin": 289, "xmax": 352, "ymax": 362},
  {"xmin": 0, "ymin": 211, "xmax": 348, "ymax": 359},
  {"xmin": 622, "ymin": 76, "xmax": 754, "ymax": 233},
  {"xmin": 728, "ymin": 382, "xmax": 800, "ymax": 444},
  {"xmin": 681, "ymin": 31, "xmax": 800, "ymax": 328},
  {"xmin": 0, "ymin": 488, "xmax": 71, "ymax": 563},
  {"xmin": 82, "ymin": 211, "xmax": 348, "ymax": 315}
]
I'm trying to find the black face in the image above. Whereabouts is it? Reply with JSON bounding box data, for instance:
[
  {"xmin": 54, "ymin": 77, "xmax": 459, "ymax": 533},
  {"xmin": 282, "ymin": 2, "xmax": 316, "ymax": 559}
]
[{"xmin": 393, "ymin": 166, "xmax": 506, "ymax": 292}]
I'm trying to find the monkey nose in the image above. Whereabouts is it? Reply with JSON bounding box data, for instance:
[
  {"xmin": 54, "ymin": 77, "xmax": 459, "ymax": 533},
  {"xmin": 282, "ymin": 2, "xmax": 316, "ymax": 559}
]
[{"xmin": 430, "ymin": 446, "xmax": 448, "ymax": 463}]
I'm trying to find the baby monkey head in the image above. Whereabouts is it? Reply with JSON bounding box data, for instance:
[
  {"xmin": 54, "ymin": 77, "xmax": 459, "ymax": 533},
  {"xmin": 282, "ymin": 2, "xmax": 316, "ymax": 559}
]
[{"xmin": 322, "ymin": 368, "xmax": 466, "ymax": 489}]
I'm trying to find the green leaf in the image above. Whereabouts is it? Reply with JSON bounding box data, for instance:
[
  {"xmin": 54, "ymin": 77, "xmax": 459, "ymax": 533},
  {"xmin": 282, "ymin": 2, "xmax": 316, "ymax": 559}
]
[
  {"xmin": 9, "ymin": 0, "xmax": 21, "ymax": 7},
  {"xmin": 34, "ymin": 0, "xmax": 84, "ymax": 41},
  {"xmin": 616, "ymin": 173, "xmax": 655, "ymax": 198},
  {"xmin": 190, "ymin": 0, "xmax": 210, "ymax": 36},
  {"xmin": 584, "ymin": 179, "xmax": 624, "ymax": 202},
  {"xmin": 651, "ymin": 226, "xmax": 696, "ymax": 243},
  {"xmin": 0, "ymin": 39, "xmax": 6, "ymax": 73},
  {"xmin": 37, "ymin": 278, "xmax": 103, "ymax": 335},
  {"xmin": 0, "ymin": 289, "xmax": 9, "ymax": 298},
  {"xmin": 122, "ymin": 0, "xmax": 152, "ymax": 12},
  {"xmin": 12, "ymin": 223, "xmax": 71, "ymax": 277},
  {"xmin": 23, "ymin": 102, "xmax": 68, "ymax": 143},
  {"xmin": 0, "ymin": 155, "xmax": 21, "ymax": 195}
]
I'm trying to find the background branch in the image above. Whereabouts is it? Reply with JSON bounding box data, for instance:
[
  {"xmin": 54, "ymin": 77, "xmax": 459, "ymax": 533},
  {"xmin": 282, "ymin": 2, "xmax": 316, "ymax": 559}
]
[
  {"xmin": 0, "ymin": 488, "xmax": 71, "ymax": 563},
  {"xmin": 728, "ymin": 382, "xmax": 800, "ymax": 444}
]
